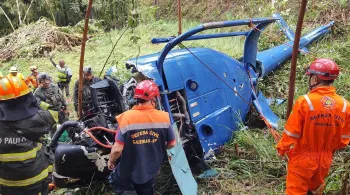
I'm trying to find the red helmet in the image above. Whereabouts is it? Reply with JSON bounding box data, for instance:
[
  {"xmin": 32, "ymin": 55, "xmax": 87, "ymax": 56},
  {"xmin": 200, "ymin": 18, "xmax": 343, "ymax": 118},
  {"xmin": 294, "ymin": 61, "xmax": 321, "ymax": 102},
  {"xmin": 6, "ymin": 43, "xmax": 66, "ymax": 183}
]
[
  {"xmin": 305, "ymin": 58, "xmax": 340, "ymax": 80},
  {"xmin": 133, "ymin": 80, "xmax": 160, "ymax": 100}
]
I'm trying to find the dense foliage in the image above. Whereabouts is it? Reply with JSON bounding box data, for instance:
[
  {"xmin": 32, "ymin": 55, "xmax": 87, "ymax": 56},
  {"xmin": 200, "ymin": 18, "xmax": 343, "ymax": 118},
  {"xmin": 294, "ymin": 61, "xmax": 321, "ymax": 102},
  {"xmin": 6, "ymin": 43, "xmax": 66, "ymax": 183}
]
[{"xmin": 0, "ymin": 0, "xmax": 133, "ymax": 37}]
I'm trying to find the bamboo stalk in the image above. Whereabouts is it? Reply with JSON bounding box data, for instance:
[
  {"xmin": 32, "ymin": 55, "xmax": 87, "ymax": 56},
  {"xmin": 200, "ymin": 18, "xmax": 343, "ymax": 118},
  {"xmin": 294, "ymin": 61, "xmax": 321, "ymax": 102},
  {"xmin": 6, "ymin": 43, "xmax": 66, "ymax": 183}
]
[
  {"xmin": 16, "ymin": 0, "xmax": 22, "ymax": 25},
  {"xmin": 0, "ymin": 7, "xmax": 15, "ymax": 32},
  {"xmin": 23, "ymin": 0, "xmax": 35, "ymax": 23},
  {"xmin": 44, "ymin": 0, "xmax": 56, "ymax": 24}
]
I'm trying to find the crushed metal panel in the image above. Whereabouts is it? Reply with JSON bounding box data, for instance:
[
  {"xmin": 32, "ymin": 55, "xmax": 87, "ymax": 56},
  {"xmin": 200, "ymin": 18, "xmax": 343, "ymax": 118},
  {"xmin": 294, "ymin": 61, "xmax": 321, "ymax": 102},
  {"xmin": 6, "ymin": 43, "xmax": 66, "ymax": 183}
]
[
  {"xmin": 194, "ymin": 106, "xmax": 235, "ymax": 154},
  {"xmin": 252, "ymin": 91, "xmax": 280, "ymax": 129},
  {"xmin": 167, "ymin": 123, "xmax": 198, "ymax": 195}
]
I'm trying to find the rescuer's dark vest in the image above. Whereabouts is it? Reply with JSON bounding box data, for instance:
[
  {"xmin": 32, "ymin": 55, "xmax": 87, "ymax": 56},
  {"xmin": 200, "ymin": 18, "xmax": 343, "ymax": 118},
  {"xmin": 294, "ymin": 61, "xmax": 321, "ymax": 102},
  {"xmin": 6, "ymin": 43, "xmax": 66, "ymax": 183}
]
[
  {"xmin": 34, "ymin": 84, "xmax": 65, "ymax": 111},
  {"xmin": 73, "ymin": 77, "xmax": 101, "ymax": 113},
  {"xmin": 0, "ymin": 110, "xmax": 55, "ymax": 188}
]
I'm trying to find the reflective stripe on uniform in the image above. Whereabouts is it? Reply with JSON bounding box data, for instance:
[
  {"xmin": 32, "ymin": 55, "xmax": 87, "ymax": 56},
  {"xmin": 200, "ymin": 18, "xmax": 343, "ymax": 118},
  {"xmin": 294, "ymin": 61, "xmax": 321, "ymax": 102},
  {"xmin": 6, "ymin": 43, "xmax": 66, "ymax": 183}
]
[
  {"xmin": 303, "ymin": 95, "xmax": 315, "ymax": 111},
  {"xmin": 0, "ymin": 93, "xmax": 15, "ymax": 100},
  {"xmin": 342, "ymin": 97, "xmax": 347, "ymax": 113},
  {"xmin": 0, "ymin": 79, "xmax": 7, "ymax": 90},
  {"xmin": 0, "ymin": 144, "xmax": 42, "ymax": 162},
  {"xmin": 48, "ymin": 109, "xmax": 59, "ymax": 123},
  {"xmin": 0, "ymin": 165, "xmax": 51, "ymax": 187},
  {"xmin": 283, "ymin": 129, "xmax": 300, "ymax": 138},
  {"xmin": 341, "ymin": 135, "xmax": 350, "ymax": 139},
  {"xmin": 40, "ymin": 101, "xmax": 50, "ymax": 110},
  {"xmin": 19, "ymin": 87, "xmax": 31, "ymax": 96},
  {"xmin": 120, "ymin": 122, "xmax": 170, "ymax": 133}
]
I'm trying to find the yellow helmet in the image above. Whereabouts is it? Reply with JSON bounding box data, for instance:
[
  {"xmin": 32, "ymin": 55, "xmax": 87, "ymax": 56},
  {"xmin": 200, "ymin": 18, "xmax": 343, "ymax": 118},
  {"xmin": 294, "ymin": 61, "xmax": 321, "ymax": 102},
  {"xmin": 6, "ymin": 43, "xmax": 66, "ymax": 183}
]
[
  {"xmin": 9, "ymin": 66, "xmax": 18, "ymax": 73},
  {"xmin": 0, "ymin": 75, "xmax": 31, "ymax": 100},
  {"xmin": 30, "ymin": 65, "xmax": 37, "ymax": 71}
]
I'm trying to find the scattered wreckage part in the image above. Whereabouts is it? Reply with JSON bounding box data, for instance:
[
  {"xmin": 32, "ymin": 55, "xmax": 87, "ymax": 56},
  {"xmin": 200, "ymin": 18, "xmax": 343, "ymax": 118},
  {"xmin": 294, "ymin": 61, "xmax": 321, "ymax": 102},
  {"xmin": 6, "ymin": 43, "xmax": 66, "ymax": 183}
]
[
  {"xmin": 198, "ymin": 168, "xmax": 218, "ymax": 179},
  {"xmin": 266, "ymin": 98, "xmax": 286, "ymax": 106},
  {"xmin": 167, "ymin": 123, "xmax": 198, "ymax": 195}
]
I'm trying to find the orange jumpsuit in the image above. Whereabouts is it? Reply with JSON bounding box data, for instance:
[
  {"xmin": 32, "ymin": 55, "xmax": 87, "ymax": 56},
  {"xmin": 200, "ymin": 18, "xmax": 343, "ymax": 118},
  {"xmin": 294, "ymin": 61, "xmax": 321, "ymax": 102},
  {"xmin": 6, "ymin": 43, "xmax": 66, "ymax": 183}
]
[
  {"xmin": 25, "ymin": 73, "xmax": 39, "ymax": 89},
  {"xmin": 277, "ymin": 86, "xmax": 350, "ymax": 195}
]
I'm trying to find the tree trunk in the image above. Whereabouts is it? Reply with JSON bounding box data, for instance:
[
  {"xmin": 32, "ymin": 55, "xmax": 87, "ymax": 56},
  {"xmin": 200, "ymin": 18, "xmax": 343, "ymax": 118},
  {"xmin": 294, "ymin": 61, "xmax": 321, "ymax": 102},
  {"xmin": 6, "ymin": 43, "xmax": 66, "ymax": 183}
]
[
  {"xmin": 0, "ymin": 7, "xmax": 15, "ymax": 32},
  {"xmin": 16, "ymin": 0, "xmax": 22, "ymax": 25}
]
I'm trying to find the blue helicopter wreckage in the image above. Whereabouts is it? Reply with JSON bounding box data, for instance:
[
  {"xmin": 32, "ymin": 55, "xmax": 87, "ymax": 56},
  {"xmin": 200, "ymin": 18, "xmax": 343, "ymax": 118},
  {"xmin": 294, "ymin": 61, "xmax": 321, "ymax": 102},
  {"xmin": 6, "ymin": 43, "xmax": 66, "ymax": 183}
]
[{"xmin": 50, "ymin": 14, "xmax": 334, "ymax": 194}]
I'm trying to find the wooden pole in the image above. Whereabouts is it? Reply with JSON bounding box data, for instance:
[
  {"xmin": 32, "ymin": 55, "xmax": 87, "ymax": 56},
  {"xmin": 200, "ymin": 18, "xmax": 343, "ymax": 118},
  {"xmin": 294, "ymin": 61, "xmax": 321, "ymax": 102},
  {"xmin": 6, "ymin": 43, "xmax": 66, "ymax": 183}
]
[
  {"xmin": 78, "ymin": 0, "xmax": 93, "ymax": 118},
  {"xmin": 177, "ymin": 0, "xmax": 182, "ymax": 35},
  {"xmin": 154, "ymin": 0, "xmax": 159, "ymax": 20},
  {"xmin": 286, "ymin": 0, "xmax": 308, "ymax": 118}
]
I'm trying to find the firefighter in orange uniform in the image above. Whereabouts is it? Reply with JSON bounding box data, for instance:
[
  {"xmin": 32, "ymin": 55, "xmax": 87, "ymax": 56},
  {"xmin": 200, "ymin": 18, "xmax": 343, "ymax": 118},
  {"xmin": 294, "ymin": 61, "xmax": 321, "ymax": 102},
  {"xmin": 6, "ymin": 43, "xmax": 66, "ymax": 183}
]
[
  {"xmin": 277, "ymin": 58, "xmax": 350, "ymax": 195},
  {"xmin": 26, "ymin": 66, "xmax": 40, "ymax": 90}
]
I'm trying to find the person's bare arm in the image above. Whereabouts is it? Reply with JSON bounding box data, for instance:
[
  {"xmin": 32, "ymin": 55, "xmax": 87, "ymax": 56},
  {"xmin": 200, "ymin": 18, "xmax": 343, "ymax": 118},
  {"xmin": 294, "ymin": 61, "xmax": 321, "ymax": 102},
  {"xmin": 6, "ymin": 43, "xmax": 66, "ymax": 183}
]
[
  {"xmin": 167, "ymin": 140, "xmax": 176, "ymax": 150},
  {"xmin": 166, "ymin": 123, "xmax": 176, "ymax": 150},
  {"xmin": 49, "ymin": 57, "xmax": 57, "ymax": 68},
  {"xmin": 108, "ymin": 141, "xmax": 124, "ymax": 170}
]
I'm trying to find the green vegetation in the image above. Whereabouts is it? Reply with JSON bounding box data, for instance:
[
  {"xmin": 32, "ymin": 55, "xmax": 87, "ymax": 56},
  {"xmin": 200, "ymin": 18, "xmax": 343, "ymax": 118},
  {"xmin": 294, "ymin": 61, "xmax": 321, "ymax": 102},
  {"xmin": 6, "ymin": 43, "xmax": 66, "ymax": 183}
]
[{"xmin": 1, "ymin": 0, "xmax": 349, "ymax": 194}]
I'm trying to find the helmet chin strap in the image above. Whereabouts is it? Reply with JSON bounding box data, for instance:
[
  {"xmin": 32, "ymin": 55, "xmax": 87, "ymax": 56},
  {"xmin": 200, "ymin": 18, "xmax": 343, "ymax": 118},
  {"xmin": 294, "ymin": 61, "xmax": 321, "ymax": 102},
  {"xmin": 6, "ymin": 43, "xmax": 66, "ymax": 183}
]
[
  {"xmin": 308, "ymin": 76, "xmax": 321, "ymax": 91},
  {"xmin": 150, "ymin": 98, "xmax": 157, "ymax": 107}
]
